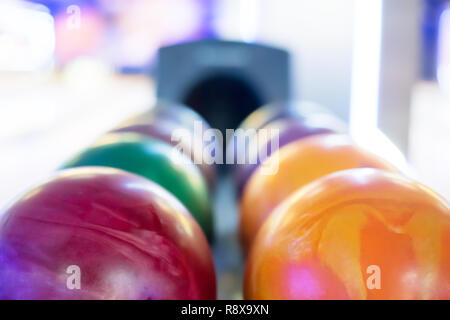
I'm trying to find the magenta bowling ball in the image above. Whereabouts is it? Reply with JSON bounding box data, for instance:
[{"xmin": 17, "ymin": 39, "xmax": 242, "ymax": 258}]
[{"xmin": 0, "ymin": 167, "xmax": 216, "ymax": 300}]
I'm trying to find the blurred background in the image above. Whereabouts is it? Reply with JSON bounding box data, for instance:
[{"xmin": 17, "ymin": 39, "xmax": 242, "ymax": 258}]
[{"xmin": 0, "ymin": 0, "xmax": 449, "ymax": 219}]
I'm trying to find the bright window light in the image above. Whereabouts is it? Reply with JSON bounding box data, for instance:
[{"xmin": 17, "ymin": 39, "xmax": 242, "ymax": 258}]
[
  {"xmin": 349, "ymin": 0, "xmax": 383, "ymax": 135},
  {"xmin": 239, "ymin": 0, "xmax": 260, "ymax": 42},
  {"xmin": 349, "ymin": 1, "xmax": 410, "ymax": 173}
]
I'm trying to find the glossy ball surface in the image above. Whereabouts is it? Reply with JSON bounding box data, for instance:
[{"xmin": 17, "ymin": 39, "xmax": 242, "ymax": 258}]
[
  {"xmin": 0, "ymin": 167, "xmax": 216, "ymax": 299},
  {"xmin": 112, "ymin": 120, "xmax": 216, "ymax": 189},
  {"xmin": 240, "ymin": 134, "xmax": 397, "ymax": 252},
  {"xmin": 237, "ymin": 100, "xmax": 338, "ymax": 130},
  {"xmin": 62, "ymin": 133, "xmax": 213, "ymax": 239},
  {"xmin": 234, "ymin": 115, "xmax": 345, "ymax": 194},
  {"xmin": 238, "ymin": 102, "xmax": 303, "ymax": 131},
  {"xmin": 118, "ymin": 100, "xmax": 211, "ymax": 133},
  {"xmin": 244, "ymin": 169, "xmax": 450, "ymax": 299}
]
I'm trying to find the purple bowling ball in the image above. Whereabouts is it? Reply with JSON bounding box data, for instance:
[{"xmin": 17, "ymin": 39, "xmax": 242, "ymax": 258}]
[
  {"xmin": 229, "ymin": 101, "xmax": 340, "ymax": 170},
  {"xmin": 238, "ymin": 103, "xmax": 301, "ymax": 131},
  {"xmin": 234, "ymin": 113, "xmax": 347, "ymax": 195}
]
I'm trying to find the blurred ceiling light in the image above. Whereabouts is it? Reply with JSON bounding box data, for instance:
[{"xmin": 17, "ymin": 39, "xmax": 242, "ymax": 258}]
[
  {"xmin": 0, "ymin": 0, "xmax": 54, "ymax": 71},
  {"xmin": 437, "ymin": 6, "xmax": 450, "ymax": 93}
]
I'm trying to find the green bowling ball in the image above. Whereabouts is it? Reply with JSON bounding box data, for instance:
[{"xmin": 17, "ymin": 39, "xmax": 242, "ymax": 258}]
[{"xmin": 62, "ymin": 132, "xmax": 213, "ymax": 240}]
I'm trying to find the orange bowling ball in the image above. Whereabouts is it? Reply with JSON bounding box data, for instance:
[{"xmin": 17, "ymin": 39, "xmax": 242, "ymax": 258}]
[
  {"xmin": 244, "ymin": 168, "xmax": 450, "ymax": 299},
  {"xmin": 240, "ymin": 134, "xmax": 398, "ymax": 253}
]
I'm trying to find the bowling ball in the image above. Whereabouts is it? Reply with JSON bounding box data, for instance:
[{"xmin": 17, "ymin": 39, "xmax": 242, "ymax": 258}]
[
  {"xmin": 234, "ymin": 115, "xmax": 346, "ymax": 194},
  {"xmin": 0, "ymin": 167, "xmax": 216, "ymax": 299},
  {"xmin": 240, "ymin": 134, "xmax": 397, "ymax": 253},
  {"xmin": 227, "ymin": 101, "xmax": 301, "ymax": 168},
  {"xmin": 237, "ymin": 100, "xmax": 329, "ymax": 131},
  {"xmin": 228, "ymin": 101, "xmax": 341, "ymax": 177},
  {"xmin": 112, "ymin": 120, "xmax": 216, "ymax": 189},
  {"xmin": 62, "ymin": 133, "xmax": 213, "ymax": 240},
  {"xmin": 244, "ymin": 168, "xmax": 450, "ymax": 299},
  {"xmin": 117, "ymin": 100, "xmax": 211, "ymax": 133},
  {"xmin": 116, "ymin": 101, "xmax": 218, "ymax": 188}
]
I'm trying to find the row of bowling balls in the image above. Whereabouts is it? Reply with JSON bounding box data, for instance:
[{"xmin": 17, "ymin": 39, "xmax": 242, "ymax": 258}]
[
  {"xmin": 0, "ymin": 101, "xmax": 218, "ymax": 299},
  {"xmin": 231, "ymin": 102, "xmax": 450, "ymax": 299}
]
